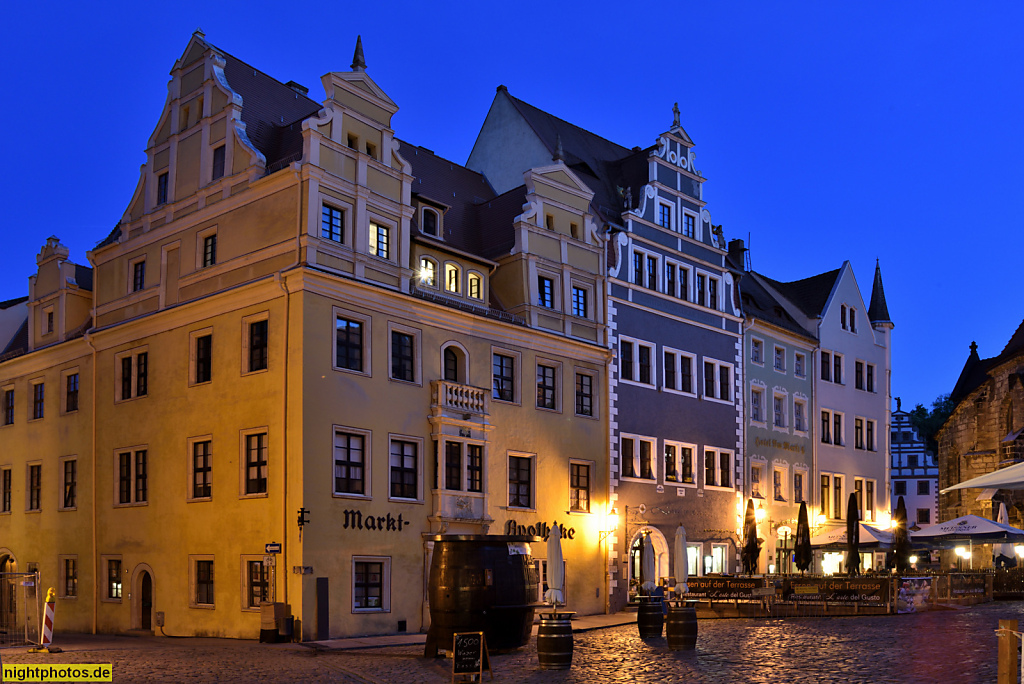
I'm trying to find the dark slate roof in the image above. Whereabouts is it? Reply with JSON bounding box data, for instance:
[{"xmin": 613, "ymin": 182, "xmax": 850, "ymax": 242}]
[
  {"xmin": 949, "ymin": 320, "xmax": 1024, "ymax": 405},
  {"xmin": 0, "ymin": 318, "xmax": 28, "ymax": 359},
  {"xmin": 476, "ymin": 186, "xmax": 529, "ymax": 259},
  {"xmin": 758, "ymin": 268, "xmax": 841, "ymax": 319},
  {"xmin": 217, "ymin": 46, "xmax": 322, "ymax": 170},
  {"xmin": 501, "ymin": 91, "xmax": 647, "ymax": 224},
  {"xmin": 868, "ymin": 260, "xmax": 891, "ymax": 323},
  {"xmin": 74, "ymin": 264, "xmax": 93, "ymax": 291},
  {"xmin": 0, "ymin": 296, "xmax": 28, "ymax": 310},
  {"xmin": 1002, "ymin": 319, "xmax": 1024, "ymax": 358},
  {"xmin": 398, "ymin": 140, "xmax": 496, "ymax": 255},
  {"xmin": 741, "ymin": 273, "xmax": 816, "ymax": 341}
]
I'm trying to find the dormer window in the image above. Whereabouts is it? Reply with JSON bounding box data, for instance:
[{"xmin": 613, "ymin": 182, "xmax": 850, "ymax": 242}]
[
  {"xmin": 468, "ymin": 273, "xmax": 482, "ymax": 300},
  {"xmin": 445, "ymin": 263, "xmax": 460, "ymax": 293},
  {"xmin": 422, "ymin": 208, "xmax": 439, "ymax": 237},
  {"xmin": 419, "ymin": 257, "xmax": 437, "ymax": 287}
]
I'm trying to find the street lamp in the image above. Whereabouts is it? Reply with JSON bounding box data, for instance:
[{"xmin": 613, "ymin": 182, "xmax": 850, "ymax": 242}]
[
  {"xmin": 955, "ymin": 546, "xmax": 968, "ymax": 572},
  {"xmin": 755, "ymin": 504, "xmax": 766, "ymax": 524},
  {"xmin": 1016, "ymin": 545, "xmax": 1024, "ymax": 560}
]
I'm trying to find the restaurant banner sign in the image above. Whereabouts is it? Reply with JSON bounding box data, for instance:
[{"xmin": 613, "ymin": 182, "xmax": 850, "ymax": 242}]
[
  {"xmin": 786, "ymin": 578, "xmax": 890, "ymax": 604},
  {"xmin": 950, "ymin": 574, "xmax": 987, "ymax": 596},
  {"xmin": 685, "ymin": 577, "xmax": 762, "ymax": 599}
]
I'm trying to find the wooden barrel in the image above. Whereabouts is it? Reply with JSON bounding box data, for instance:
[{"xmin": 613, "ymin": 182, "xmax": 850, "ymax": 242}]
[
  {"xmin": 666, "ymin": 602, "xmax": 698, "ymax": 650},
  {"xmin": 424, "ymin": 535, "xmax": 540, "ymax": 656},
  {"xmin": 536, "ymin": 615, "xmax": 573, "ymax": 669},
  {"xmin": 637, "ymin": 598, "xmax": 664, "ymax": 638}
]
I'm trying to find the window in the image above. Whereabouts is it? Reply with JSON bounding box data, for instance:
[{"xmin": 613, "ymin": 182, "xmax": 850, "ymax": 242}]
[
  {"xmin": 621, "ymin": 437, "xmax": 635, "ymax": 479},
  {"xmin": 821, "ymin": 351, "xmax": 831, "ymax": 382},
  {"xmin": 665, "ymin": 442, "xmax": 695, "ymax": 485},
  {"xmin": 751, "ymin": 463, "xmax": 763, "ymax": 498},
  {"xmin": 467, "ymin": 444, "xmax": 483, "ymax": 492},
  {"xmin": 389, "ymin": 439, "xmax": 418, "ymax": 500},
  {"xmin": 545, "ymin": 214, "xmax": 554, "ymax": 230},
  {"xmin": 703, "ymin": 359, "xmax": 733, "ymax": 402},
  {"xmin": 132, "ymin": 260, "xmax": 146, "ymax": 292},
  {"xmin": 665, "ymin": 262, "xmax": 677, "ymax": 297},
  {"xmin": 365, "ymin": 142, "xmax": 377, "ymax": 159},
  {"xmin": 821, "ymin": 410, "xmax": 831, "ymax": 444},
  {"xmin": 117, "ymin": 349, "xmax": 148, "ymax": 400},
  {"xmin": 867, "ymin": 420, "xmax": 875, "ymax": 451},
  {"xmin": 774, "ymin": 346, "xmax": 785, "ymax": 372},
  {"xmin": 632, "ymin": 250, "xmax": 659, "ymax": 291},
  {"xmin": 867, "ymin": 364, "xmax": 876, "ymax": 392},
  {"xmin": 751, "ymin": 388, "xmax": 764, "ymax": 423},
  {"xmin": 194, "ymin": 559, "xmax": 214, "ymax": 607},
  {"xmin": 821, "ymin": 475, "xmax": 831, "ymax": 518},
  {"xmin": 65, "ymin": 373, "xmax": 79, "ymax": 413},
  {"xmin": 696, "ymin": 274, "xmax": 706, "ymax": 306},
  {"xmin": 620, "ymin": 435, "xmax": 655, "ymax": 481},
  {"xmin": 347, "ymin": 134, "xmax": 358, "ymax": 149},
  {"xmin": 571, "ymin": 286, "xmax": 587, "ymax": 318},
  {"xmin": 115, "ymin": 449, "xmax": 147, "ymax": 505},
  {"xmin": 855, "ymin": 418, "xmax": 865, "ymax": 449},
  {"xmin": 443, "ymin": 348, "xmax": 459, "ymax": 382},
  {"xmin": 353, "ymin": 558, "xmax": 389, "ymax": 611},
  {"xmin": 855, "ymin": 361, "xmax": 864, "ymax": 390},
  {"xmin": 1, "ymin": 468, "xmax": 10, "ymax": 513},
  {"xmin": 841, "ymin": 305, "xmax": 847, "ymax": 330},
  {"xmin": 192, "ymin": 439, "xmax": 212, "ymax": 499},
  {"xmin": 508, "ymin": 454, "xmax": 532, "ymax": 508},
  {"xmin": 422, "ymin": 208, "xmax": 439, "ymax": 236},
  {"xmin": 322, "ymin": 205, "xmax": 344, "ymax": 242},
  {"xmin": 794, "ymin": 472, "xmax": 805, "ymax": 503},
  {"xmin": 244, "ymin": 432, "xmax": 268, "ymax": 495},
  {"xmin": 683, "ymin": 214, "xmax": 695, "ymax": 238},
  {"xmin": 834, "ymin": 412, "xmax": 843, "ymax": 446},
  {"xmin": 657, "ymin": 201, "xmax": 672, "ymax": 229},
  {"xmin": 62, "ymin": 458, "xmax": 77, "ymax": 509},
  {"xmin": 194, "ymin": 333, "xmax": 212, "ymax": 384},
  {"xmin": 444, "ymin": 442, "xmax": 462, "ymax": 490},
  {"xmin": 390, "ymin": 330, "xmax": 415, "ymax": 383},
  {"xmin": 211, "ymin": 145, "xmax": 225, "ymax": 180},
  {"xmin": 468, "ymin": 273, "xmax": 483, "ymax": 299},
  {"xmin": 918, "ymin": 480, "xmax": 930, "ymax": 495},
  {"xmin": 821, "ymin": 410, "xmax": 842, "ymax": 445},
  {"xmin": 107, "ymin": 559, "xmax": 122, "ymax": 600},
  {"xmin": 866, "ymin": 480, "xmax": 875, "ymax": 521},
  {"xmin": 575, "ymin": 372, "xmax": 594, "ymax": 417},
  {"xmin": 833, "ymin": 475, "xmax": 843, "ymax": 520},
  {"xmin": 710, "ymin": 277, "xmax": 719, "ymax": 309},
  {"xmin": 493, "ymin": 352, "xmax": 516, "ymax": 402},
  {"xmin": 771, "ymin": 394, "xmax": 786, "ymax": 428},
  {"xmin": 334, "ymin": 313, "xmax": 367, "ymax": 373},
  {"xmin": 246, "ymin": 560, "xmax": 269, "ymax": 609},
  {"xmin": 917, "ymin": 509, "xmax": 931, "ymax": 525},
  {"xmin": 619, "ymin": 337, "xmax": 654, "ymax": 386},
  {"xmin": 774, "ymin": 468, "xmax": 786, "ymax": 501},
  {"xmin": 31, "ymin": 381, "xmax": 44, "ymax": 420},
  {"xmin": 794, "ymin": 353, "xmax": 806, "ymax": 377},
  {"xmin": 663, "ymin": 349, "xmax": 695, "ymax": 395},
  {"xmin": 894, "ymin": 481, "xmax": 907, "ymax": 496},
  {"xmin": 246, "ymin": 318, "xmax": 269, "ymax": 373},
  {"xmin": 157, "ymin": 172, "xmax": 168, "ymax": 205},
  {"xmin": 2, "ymin": 388, "xmax": 12, "ymax": 425},
  {"xmin": 334, "ymin": 429, "xmax": 367, "ymax": 496},
  {"xmin": 27, "ymin": 464, "xmax": 41, "ymax": 510},
  {"xmin": 706, "ymin": 449, "xmax": 732, "ymax": 488},
  {"xmin": 794, "ymin": 400, "xmax": 807, "ymax": 432},
  {"xmin": 60, "ymin": 557, "xmax": 77, "ymax": 598},
  {"xmin": 855, "ymin": 479, "xmax": 864, "ymax": 517},
  {"xmin": 850, "ymin": 309, "xmax": 857, "ymax": 333},
  {"xmin": 44, "ymin": 307, "xmax": 54, "ymax": 335},
  {"xmin": 446, "ymin": 263, "xmax": 461, "ymax": 293},
  {"xmin": 570, "ymin": 462, "xmax": 591, "ymax": 512},
  {"xmin": 202, "ymin": 234, "xmax": 217, "ymax": 268},
  {"xmin": 535, "ymin": 363, "xmax": 558, "ymax": 411},
  {"xmin": 620, "ymin": 340, "xmax": 633, "ymax": 382},
  {"xmin": 751, "ymin": 339, "xmax": 763, "ymax": 364},
  {"xmin": 833, "ymin": 353, "xmax": 843, "ymax": 384},
  {"xmin": 419, "ymin": 257, "xmax": 436, "ymax": 287},
  {"xmin": 369, "ymin": 222, "xmax": 390, "ymax": 259},
  {"xmin": 538, "ymin": 276, "xmax": 554, "ymax": 308}
]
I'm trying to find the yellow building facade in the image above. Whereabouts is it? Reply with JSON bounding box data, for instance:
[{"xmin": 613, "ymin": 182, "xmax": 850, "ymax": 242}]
[{"xmin": 0, "ymin": 33, "xmax": 611, "ymax": 640}]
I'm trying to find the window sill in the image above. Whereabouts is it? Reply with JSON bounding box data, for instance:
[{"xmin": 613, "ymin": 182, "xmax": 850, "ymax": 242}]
[
  {"xmin": 772, "ymin": 425, "xmax": 789, "ymax": 433},
  {"xmin": 58, "ymin": 507, "xmax": 78, "ymax": 513},
  {"xmin": 114, "ymin": 394, "xmax": 148, "ymax": 405},
  {"xmin": 702, "ymin": 396, "xmax": 733, "ymax": 406},
  {"xmin": 387, "ymin": 497, "xmax": 424, "ymax": 505},
  {"xmin": 239, "ymin": 493, "xmax": 269, "ymax": 500},
  {"xmin": 535, "ymin": 406, "xmax": 561, "ymax": 414},
  {"xmin": 619, "ymin": 476, "xmax": 658, "ymax": 484},
  {"xmin": 661, "ymin": 388, "xmax": 697, "ymax": 399},
  {"xmin": 491, "ymin": 397, "xmax": 521, "ymax": 407},
  {"xmin": 242, "ymin": 368, "xmax": 270, "ymax": 377},
  {"xmin": 333, "ymin": 492, "xmax": 372, "ymax": 500},
  {"xmin": 503, "ymin": 505, "xmax": 537, "ymax": 513},
  {"xmin": 101, "ymin": 598, "xmax": 123, "ymax": 604},
  {"xmin": 750, "ymin": 419, "xmax": 767, "ymax": 427},
  {"xmin": 189, "ymin": 604, "xmax": 216, "ymax": 610},
  {"xmin": 189, "ymin": 381, "xmax": 213, "ymax": 388},
  {"xmin": 58, "ymin": 595, "xmax": 78, "ymax": 601},
  {"xmin": 333, "ymin": 365, "xmax": 371, "ymax": 378},
  {"xmin": 187, "ymin": 497, "xmax": 213, "ymax": 503},
  {"xmin": 704, "ymin": 485, "xmax": 735, "ymax": 493},
  {"xmin": 388, "ymin": 377, "xmax": 422, "ymax": 387},
  {"xmin": 25, "ymin": 509, "xmax": 42, "ymax": 514},
  {"xmin": 113, "ymin": 502, "xmax": 148, "ymax": 508},
  {"xmin": 665, "ymin": 481, "xmax": 697, "ymax": 488},
  {"xmin": 565, "ymin": 509, "xmax": 592, "ymax": 516},
  {"xmin": 619, "ymin": 379, "xmax": 656, "ymax": 390},
  {"xmin": 352, "ymin": 607, "xmax": 390, "ymax": 614},
  {"xmin": 574, "ymin": 411, "xmax": 599, "ymax": 420}
]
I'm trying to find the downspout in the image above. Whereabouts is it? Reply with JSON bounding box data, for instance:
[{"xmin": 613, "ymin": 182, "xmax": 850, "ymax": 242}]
[
  {"xmin": 274, "ymin": 167, "xmax": 303, "ymax": 611},
  {"xmin": 84, "ymin": 330, "xmax": 97, "ymax": 634}
]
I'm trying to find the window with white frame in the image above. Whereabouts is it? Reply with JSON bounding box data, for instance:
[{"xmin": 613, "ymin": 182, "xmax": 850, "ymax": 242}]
[
  {"xmin": 664, "ymin": 441, "xmax": 695, "ymax": 485},
  {"xmin": 866, "ymin": 363, "xmax": 876, "ymax": 392},
  {"xmin": 115, "ymin": 347, "xmax": 149, "ymax": 401},
  {"xmin": 353, "ymin": 557, "xmax": 391, "ymax": 612},
  {"xmin": 855, "ymin": 360, "xmax": 865, "ymax": 390},
  {"xmin": 536, "ymin": 361, "xmax": 560, "ymax": 411},
  {"xmin": 619, "ymin": 337, "xmax": 655, "ymax": 387},
  {"xmin": 865, "ymin": 480, "xmax": 876, "ymax": 521},
  {"xmin": 388, "ymin": 324, "xmax": 420, "ymax": 384},
  {"xmin": 833, "ymin": 475, "xmax": 845, "ymax": 520},
  {"xmin": 705, "ymin": 448, "xmax": 732, "ymax": 489},
  {"xmin": 537, "ymin": 274, "xmax": 554, "ymax": 307},
  {"xmin": 773, "ymin": 466, "xmax": 787, "ymax": 501},
  {"xmin": 657, "ymin": 200, "xmax": 673, "ymax": 229},
  {"xmin": 369, "ymin": 221, "xmax": 391, "ymax": 260},
  {"xmin": 832, "ymin": 352, "xmax": 843, "ymax": 384},
  {"xmin": 794, "ymin": 470, "xmax": 806, "ymax": 503},
  {"xmin": 322, "ymin": 204, "xmax": 345, "ymax": 242},
  {"xmin": 866, "ymin": 419, "xmax": 876, "ymax": 451},
  {"xmin": 334, "ymin": 427, "xmax": 370, "ymax": 497},
  {"xmin": 389, "ymin": 437, "xmax": 420, "ymax": 501},
  {"xmin": 569, "ymin": 460, "xmax": 592, "ymax": 512},
  {"xmin": 773, "ymin": 393, "xmax": 787, "ymax": 428},
  {"xmin": 774, "ymin": 346, "xmax": 786, "ymax": 372},
  {"xmin": 711, "ymin": 544, "xmax": 728, "ymax": 573},
  {"xmin": 665, "ymin": 261, "xmax": 677, "ymax": 298},
  {"xmin": 850, "ymin": 308, "xmax": 857, "ymax": 333},
  {"xmin": 575, "ymin": 370, "xmax": 596, "ymax": 417},
  {"xmin": 751, "ymin": 339, "xmax": 764, "ymax": 364},
  {"xmin": 508, "ymin": 452, "xmax": 534, "ymax": 508},
  {"xmin": 820, "ymin": 474, "xmax": 832, "ymax": 519},
  {"xmin": 702, "ymin": 359, "xmax": 733, "ymax": 403},
  {"xmin": 445, "ymin": 263, "xmax": 461, "ymax": 294},
  {"xmin": 468, "ymin": 272, "xmax": 483, "ymax": 300},
  {"xmin": 441, "ymin": 440, "xmax": 484, "ymax": 493},
  {"xmin": 794, "ymin": 352, "xmax": 806, "ymax": 377},
  {"xmin": 419, "ymin": 257, "xmax": 437, "ymax": 287},
  {"xmin": 821, "ymin": 409, "xmax": 843, "ymax": 445},
  {"xmin": 421, "ymin": 207, "xmax": 440, "ymax": 237},
  {"xmin": 751, "ymin": 387, "xmax": 765, "ymax": 423},
  {"xmin": 334, "ymin": 309, "xmax": 370, "ymax": 375},
  {"xmin": 751, "ymin": 462, "xmax": 764, "ymax": 498},
  {"xmin": 683, "ymin": 213, "xmax": 696, "ymax": 238},
  {"xmin": 632, "ymin": 249, "xmax": 659, "ymax": 291},
  {"xmin": 620, "ymin": 435, "xmax": 656, "ymax": 481},
  {"xmin": 492, "ymin": 348, "xmax": 519, "ymax": 403},
  {"xmin": 571, "ymin": 285, "xmax": 588, "ymax": 318},
  {"xmin": 820, "ymin": 351, "xmax": 831, "ymax": 382},
  {"xmin": 855, "ymin": 478, "xmax": 864, "ymax": 518},
  {"xmin": 794, "ymin": 399, "xmax": 807, "ymax": 432},
  {"xmin": 114, "ymin": 447, "xmax": 147, "ymax": 506},
  {"xmin": 663, "ymin": 347, "xmax": 696, "ymax": 395},
  {"xmin": 841, "ymin": 304, "xmax": 848, "ymax": 330},
  {"xmin": 855, "ymin": 417, "xmax": 865, "ymax": 449}
]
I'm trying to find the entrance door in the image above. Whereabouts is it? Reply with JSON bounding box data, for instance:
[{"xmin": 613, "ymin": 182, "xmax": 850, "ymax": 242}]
[
  {"xmin": 0, "ymin": 555, "xmax": 15, "ymax": 632},
  {"xmin": 140, "ymin": 572, "xmax": 152, "ymax": 630}
]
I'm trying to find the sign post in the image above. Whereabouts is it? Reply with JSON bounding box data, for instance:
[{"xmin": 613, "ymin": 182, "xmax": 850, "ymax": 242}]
[{"xmin": 452, "ymin": 631, "xmax": 492, "ymax": 682}]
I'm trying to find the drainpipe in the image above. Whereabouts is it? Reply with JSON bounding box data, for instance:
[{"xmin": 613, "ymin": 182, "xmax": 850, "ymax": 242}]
[{"xmin": 84, "ymin": 330, "xmax": 97, "ymax": 634}]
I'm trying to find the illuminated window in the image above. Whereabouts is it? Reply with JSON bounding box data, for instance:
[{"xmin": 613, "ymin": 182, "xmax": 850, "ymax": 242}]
[
  {"xmin": 369, "ymin": 222, "xmax": 390, "ymax": 259},
  {"xmin": 419, "ymin": 258, "xmax": 436, "ymax": 287},
  {"xmin": 468, "ymin": 273, "xmax": 482, "ymax": 299},
  {"xmin": 445, "ymin": 263, "xmax": 460, "ymax": 293}
]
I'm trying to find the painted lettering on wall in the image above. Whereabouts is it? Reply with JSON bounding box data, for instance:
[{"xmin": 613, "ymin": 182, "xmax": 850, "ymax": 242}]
[
  {"xmin": 656, "ymin": 136, "xmax": 696, "ymax": 172},
  {"xmin": 504, "ymin": 519, "xmax": 575, "ymax": 541},
  {"xmin": 754, "ymin": 437, "xmax": 806, "ymax": 455},
  {"xmin": 342, "ymin": 509, "xmax": 409, "ymax": 532}
]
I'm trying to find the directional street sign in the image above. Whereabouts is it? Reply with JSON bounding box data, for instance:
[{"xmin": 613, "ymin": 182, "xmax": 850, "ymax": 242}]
[{"xmin": 265, "ymin": 542, "xmax": 282, "ymax": 554}]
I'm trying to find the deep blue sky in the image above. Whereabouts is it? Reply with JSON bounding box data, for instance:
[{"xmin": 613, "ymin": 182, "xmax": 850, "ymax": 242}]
[{"xmin": 2, "ymin": 3, "xmax": 1021, "ymax": 409}]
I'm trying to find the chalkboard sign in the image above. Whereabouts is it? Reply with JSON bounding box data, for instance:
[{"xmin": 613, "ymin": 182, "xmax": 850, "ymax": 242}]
[{"xmin": 452, "ymin": 632, "xmax": 492, "ymax": 681}]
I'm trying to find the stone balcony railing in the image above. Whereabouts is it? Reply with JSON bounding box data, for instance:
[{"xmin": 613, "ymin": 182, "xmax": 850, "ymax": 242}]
[{"xmin": 432, "ymin": 380, "xmax": 489, "ymax": 417}]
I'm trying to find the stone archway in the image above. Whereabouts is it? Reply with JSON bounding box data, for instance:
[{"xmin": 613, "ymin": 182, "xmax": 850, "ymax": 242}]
[
  {"xmin": 0, "ymin": 549, "xmax": 17, "ymax": 632},
  {"xmin": 627, "ymin": 527, "xmax": 670, "ymax": 589},
  {"xmin": 131, "ymin": 563, "xmax": 155, "ymax": 631}
]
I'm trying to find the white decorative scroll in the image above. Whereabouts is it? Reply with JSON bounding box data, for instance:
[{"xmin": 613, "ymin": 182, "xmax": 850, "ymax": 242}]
[
  {"xmin": 656, "ymin": 136, "xmax": 697, "ymax": 173},
  {"xmin": 627, "ymin": 185, "xmax": 656, "ymax": 219},
  {"xmin": 608, "ymin": 231, "xmax": 628, "ymax": 278}
]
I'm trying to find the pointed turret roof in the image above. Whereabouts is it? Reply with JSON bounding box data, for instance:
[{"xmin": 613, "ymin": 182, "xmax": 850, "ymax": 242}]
[
  {"xmin": 351, "ymin": 35, "xmax": 366, "ymax": 72},
  {"xmin": 868, "ymin": 259, "xmax": 891, "ymax": 323}
]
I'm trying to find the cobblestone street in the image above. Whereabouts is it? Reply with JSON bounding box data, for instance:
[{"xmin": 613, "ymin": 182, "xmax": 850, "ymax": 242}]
[{"xmin": 3, "ymin": 601, "xmax": 1020, "ymax": 683}]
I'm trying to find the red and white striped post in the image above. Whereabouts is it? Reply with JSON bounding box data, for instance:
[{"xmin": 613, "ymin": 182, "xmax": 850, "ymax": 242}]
[{"xmin": 40, "ymin": 587, "xmax": 56, "ymax": 650}]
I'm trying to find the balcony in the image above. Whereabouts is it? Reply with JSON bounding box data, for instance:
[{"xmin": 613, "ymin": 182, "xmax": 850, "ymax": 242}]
[{"xmin": 432, "ymin": 380, "xmax": 490, "ymax": 419}]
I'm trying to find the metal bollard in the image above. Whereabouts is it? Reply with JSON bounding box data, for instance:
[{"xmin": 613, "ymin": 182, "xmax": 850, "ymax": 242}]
[{"xmin": 997, "ymin": 619, "xmax": 1018, "ymax": 684}]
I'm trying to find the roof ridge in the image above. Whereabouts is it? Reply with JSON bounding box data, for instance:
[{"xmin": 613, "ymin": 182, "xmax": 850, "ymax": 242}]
[
  {"xmin": 504, "ymin": 91, "xmax": 632, "ymax": 157},
  {"xmin": 208, "ymin": 40, "xmax": 321, "ymax": 110}
]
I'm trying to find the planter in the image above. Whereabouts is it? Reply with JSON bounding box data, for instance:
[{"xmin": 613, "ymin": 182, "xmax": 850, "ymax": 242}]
[
  {"xmin": 537, "ymin": 611, "xmax": 574, "ymax": 670},
  {"xmin": 637, "ymin": 596, "xmax": 664, "ymax": 638},
  {"xmin": 666, "ymin": 600, "xmax": 698, "ymax": 650}
]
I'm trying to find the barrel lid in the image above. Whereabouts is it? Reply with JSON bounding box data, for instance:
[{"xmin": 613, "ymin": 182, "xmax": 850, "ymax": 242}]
[{"xmin": 424, "ymin": 534, "xmax": 542, "ymax": 542}]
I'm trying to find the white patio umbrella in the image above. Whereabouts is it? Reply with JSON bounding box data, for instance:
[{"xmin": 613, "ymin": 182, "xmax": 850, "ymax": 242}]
[
  {"xmin": 996, "ymin": 503, "xmax": 1015, "ymax": 561},
  {"xmin": 940, "ymin": 460, "xmax": 1024, "ymax": 493},
  {"xmin": 911, "ymin": 514, "xmax": 1024, "ymax": 545},
  {"xmin": 673, "ymin": 525, "xmax": 688, "ymax": 596},
  {"xmin": 809, "ymin": 523, "xmax": 894, "ymax": 548},
  {"xmin": 641, "ymin": 533, "xmax": 657, "ymax": 593},
  {"xmin": 543, "ymin": 523, "xmax": 565, "ymax": 607}
]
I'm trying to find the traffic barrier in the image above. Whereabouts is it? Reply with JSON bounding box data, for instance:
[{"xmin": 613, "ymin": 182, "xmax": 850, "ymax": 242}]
[{"xmin": 28, "ymin": 587, "xmax": 62, "ymax": 653}]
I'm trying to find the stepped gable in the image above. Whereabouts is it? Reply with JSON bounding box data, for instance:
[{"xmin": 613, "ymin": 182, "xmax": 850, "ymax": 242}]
[{"xmin": 759, "ymin": 268, "xmax": 841, "ymax": 319}]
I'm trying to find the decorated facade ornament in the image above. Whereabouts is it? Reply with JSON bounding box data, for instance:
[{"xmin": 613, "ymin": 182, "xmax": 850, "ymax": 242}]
[
  {"xmin": 672, "ymin": 102, "xmax": 680, "ymax": 128},
  {"xmin": 351, "ymin": 35, "xmax": 366, "ymax": 72},
  {"xmin": 552, "ymin": 135, "xmax": 565, "ymax": 162},
  {"xmin": 712, "ymin": 224, "xmax": 725, "ymax": 249}
]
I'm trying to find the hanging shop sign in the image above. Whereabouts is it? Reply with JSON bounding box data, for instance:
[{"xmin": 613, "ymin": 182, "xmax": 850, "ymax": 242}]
[
  {"xmin": 341, "ymin": 509, "xmax": 411, "ymax": 532},
  {"xmin": 950, "ymin": 574, "xmax": 987, "ymax": 596},
  {"xmin": 754, "ymin": 437, "xmax": 806, "ymax": 456},
  {"xmin": 504, "ymin": 519, "xmax": 575, "ymax": 541}
]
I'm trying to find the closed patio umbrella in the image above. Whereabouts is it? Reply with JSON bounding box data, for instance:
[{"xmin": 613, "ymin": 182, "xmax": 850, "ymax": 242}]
[
  {"xmin": 996, "ymin": 503, "xmax": 1016, "ymax": 566},
  {"xmin": 641, "ymin": 533, "xmax": 657, "ymax": 593},
  {"xmin": 893, "ymin": 496, "xmax": 911, "ymax": 573},
  {"xmin": 742, "ymin": 498, "xmax": 761, "ymax": 574},
  {"xmin": 846, "ymin": 493, "xmax": 861, "ymax": 577},
  {"xmin": 794, "ymin": 501, "xmax": 813, "ymax": 574},
  {"xmin": 544, "ymin": 523, "xmax": 565, "ymax": 607},
  {"xmin": 674, "ymin": 524, "xmax": 688, "ymax": 596}
]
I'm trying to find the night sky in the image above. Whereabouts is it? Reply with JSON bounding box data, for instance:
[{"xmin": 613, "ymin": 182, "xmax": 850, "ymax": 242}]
[{"xmin": 2, "ymin": 3, "xmax": 1021, "ymax": 409}]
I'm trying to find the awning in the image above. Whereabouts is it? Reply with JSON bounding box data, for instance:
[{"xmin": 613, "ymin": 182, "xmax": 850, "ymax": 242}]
[
  {"xmin": 1002, "ymin": 427, "xmax": 1024, "ymax": 443},
  {"xmin": 911, "ymin": 514, "xmax": 1024, "ymax": 545},
  {"xmin": 940, "ymin": 460, "xmax": 1024, "ymax": 493},
  {"xmin": 810, "ymin": 523, "xmax": 894, "ymax": 548}
]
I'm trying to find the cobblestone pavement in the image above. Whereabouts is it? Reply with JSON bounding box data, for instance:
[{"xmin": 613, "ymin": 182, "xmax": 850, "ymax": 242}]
[{"xmin": 3, "ymin": 601, "xmax": 1022, "ymax": 683}]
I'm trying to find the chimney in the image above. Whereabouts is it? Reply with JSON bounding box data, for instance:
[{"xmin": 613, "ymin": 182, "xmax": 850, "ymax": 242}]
[
  {"xmin": 728, "ymin": 239, "xmax": 747, "ymax": 269},
  {"xmin": 285, "ymin": 81, "xmax": 309, "ymax": 97}
]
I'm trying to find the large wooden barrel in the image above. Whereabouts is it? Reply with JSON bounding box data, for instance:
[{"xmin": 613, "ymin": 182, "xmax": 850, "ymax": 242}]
[
  {"xmin": 666, "ymin": 602, "xmax": 697, "ymax": 650},
  {"xmin": 637, "ymin": 597, "xmax": 664, "ymax": 638},
  {"xmin": 425, "ymin": 535, "xmax": 540, "ymax": 656},
  {"xmin": 536, "ymin": 614, "xmax": 573, "ymax": 669}
]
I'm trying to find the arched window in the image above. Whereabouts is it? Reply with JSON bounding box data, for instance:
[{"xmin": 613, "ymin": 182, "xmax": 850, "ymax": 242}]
[
  {"xmin": 441, "ymin": 343, "xmax": 468, "ymax": 385},
  {"xmin": 419, "ymin": 257, "xmax": 437, "ymax": 287},
  {"xmin": 468, "ymin": 273, "xmax": 483, "ymax": 300},
  {"xmin": 445, "ymin": 263, "xmax": 461, "ymax": 294},
  {"xmin": 422, "ymin": 208, "xmax": 439, "ymax": 237},
  {"xmin": 444, "ymin": 348, "xmax": 459, "ymax": 382}
]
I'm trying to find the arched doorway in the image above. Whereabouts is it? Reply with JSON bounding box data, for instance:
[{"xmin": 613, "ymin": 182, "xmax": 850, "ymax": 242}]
[
  {"xmin": 0, "ymin": 551, "xmax": 17, "ymax": 634},
  {"xmin": 627, "ymin": 527, "xmax": 670, "ymax": 592},
  {"xmin": 131, "ymin": 564, "xmax": 155, "ymax": 631}
]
